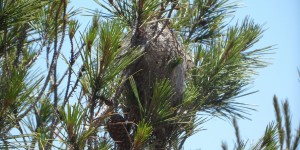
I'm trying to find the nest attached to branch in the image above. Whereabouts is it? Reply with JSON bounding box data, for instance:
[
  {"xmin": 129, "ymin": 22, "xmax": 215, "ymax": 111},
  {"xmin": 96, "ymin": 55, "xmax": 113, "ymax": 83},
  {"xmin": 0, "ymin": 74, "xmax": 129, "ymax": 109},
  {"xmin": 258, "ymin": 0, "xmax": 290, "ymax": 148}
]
[
  {"xmin": 126, "ymin": 22, "xmax": 190, "ymax": 108},
  {"xmin": 107, "ymin": 22, "xmax": 192, "ymax": 149}
]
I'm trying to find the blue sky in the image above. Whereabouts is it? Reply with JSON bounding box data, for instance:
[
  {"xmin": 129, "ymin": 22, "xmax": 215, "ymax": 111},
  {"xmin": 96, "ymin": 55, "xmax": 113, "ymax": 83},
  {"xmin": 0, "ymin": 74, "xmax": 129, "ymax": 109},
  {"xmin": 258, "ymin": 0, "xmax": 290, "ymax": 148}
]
[{"xmin": 70, "ymin": 1, "xmax": 300, "ymax": 149}]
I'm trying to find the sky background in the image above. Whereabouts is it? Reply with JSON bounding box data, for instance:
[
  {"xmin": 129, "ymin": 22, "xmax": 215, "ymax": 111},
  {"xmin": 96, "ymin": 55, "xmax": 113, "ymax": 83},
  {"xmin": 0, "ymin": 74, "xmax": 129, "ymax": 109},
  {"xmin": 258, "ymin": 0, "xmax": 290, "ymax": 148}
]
[{"xmin": 70, "ymin": 1, "xmax": 300, "ymax": 149}]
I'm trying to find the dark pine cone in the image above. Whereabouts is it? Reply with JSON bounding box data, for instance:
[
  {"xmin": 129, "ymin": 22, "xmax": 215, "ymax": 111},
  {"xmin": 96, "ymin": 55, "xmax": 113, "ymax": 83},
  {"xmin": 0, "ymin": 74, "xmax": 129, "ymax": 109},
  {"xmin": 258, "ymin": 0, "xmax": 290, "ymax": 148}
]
[{"xmin": 107, "ymin": 113, "xmax": 131, "ymax": 150}]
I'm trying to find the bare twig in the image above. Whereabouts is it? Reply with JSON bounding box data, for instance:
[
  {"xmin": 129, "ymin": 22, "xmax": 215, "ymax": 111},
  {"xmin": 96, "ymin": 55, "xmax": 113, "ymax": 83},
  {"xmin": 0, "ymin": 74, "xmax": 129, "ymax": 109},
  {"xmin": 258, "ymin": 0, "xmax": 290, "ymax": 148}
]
[{"xmin": 153, "ymin": 0, "xmax": 178, "ymax": 41}]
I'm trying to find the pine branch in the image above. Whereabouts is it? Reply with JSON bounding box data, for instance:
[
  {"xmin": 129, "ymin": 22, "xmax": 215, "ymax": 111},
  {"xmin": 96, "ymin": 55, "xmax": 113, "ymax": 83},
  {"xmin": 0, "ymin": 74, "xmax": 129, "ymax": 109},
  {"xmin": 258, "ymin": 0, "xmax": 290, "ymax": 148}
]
[
  {"xmin": 273, "ymin": 95, "xmax": 284, "ymax": 150},
  {"xmin": 291, "ymin": 124, "xmax": 300, "ymax": 150},
  {"xmin": 283, "ymin": 100, "xmax": 292, "ymax": 149}
]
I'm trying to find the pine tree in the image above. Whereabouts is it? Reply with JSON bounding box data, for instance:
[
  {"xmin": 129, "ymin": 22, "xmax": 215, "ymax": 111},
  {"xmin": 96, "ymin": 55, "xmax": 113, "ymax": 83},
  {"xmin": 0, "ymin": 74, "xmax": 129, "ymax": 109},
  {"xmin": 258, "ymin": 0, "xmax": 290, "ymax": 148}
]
[
  {"xmin": 0, "ymin": 0, "xmax": 297, "ymax": 149},
  {"xmin": 222, "ymin": 96, "xmax": 300, "ymax": 150}
]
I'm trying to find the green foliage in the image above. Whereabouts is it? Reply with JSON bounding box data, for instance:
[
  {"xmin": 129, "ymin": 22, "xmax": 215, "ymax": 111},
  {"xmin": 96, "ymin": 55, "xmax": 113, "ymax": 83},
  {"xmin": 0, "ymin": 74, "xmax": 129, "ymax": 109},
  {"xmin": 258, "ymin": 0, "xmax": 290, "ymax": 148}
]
[
  {"xmin": 224, "ymin": 96, "xmax": 300, "ymax": 150},
  {"xmin": 0, "ymin": 0, "xmax": 47, "ymax": 30},
  {"xmin": 252, "ymin": 122, "xmax": 279, "ymax": 150},
  {"xmin": 173, "ymin": 0, "xmax": 239, "ymax": 44},
  {"xmin": 190, "ymin": 17, "xmax": 272, "ymax": 118},
  {"xmin": 129, "ymin": 77, "xmax": 206, "ymax": 149},
  {"xmin": 144, "ymin": 79, "xmax": 174, "ymax": 124},
  {"xmin": 0, "ymin": 53, "xmax": 43, "ymax": 119},
  {"xmin": 80, "ymin": 18, "xmax": 142, "ymax": 95},
  {"xmin": 58, "ymin": 103, "xmax": 95, "ymax": 149},
  {"xmin": 1, "ymin": 0, "xmax": 294, "ymax": 149},
  {"xmin": 94, "ymin": 0, "xmax": 161, "ymax": 27},
  {"xmin": 133, "ymin": 120, "xmax": 153, "ymax": 149}
]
